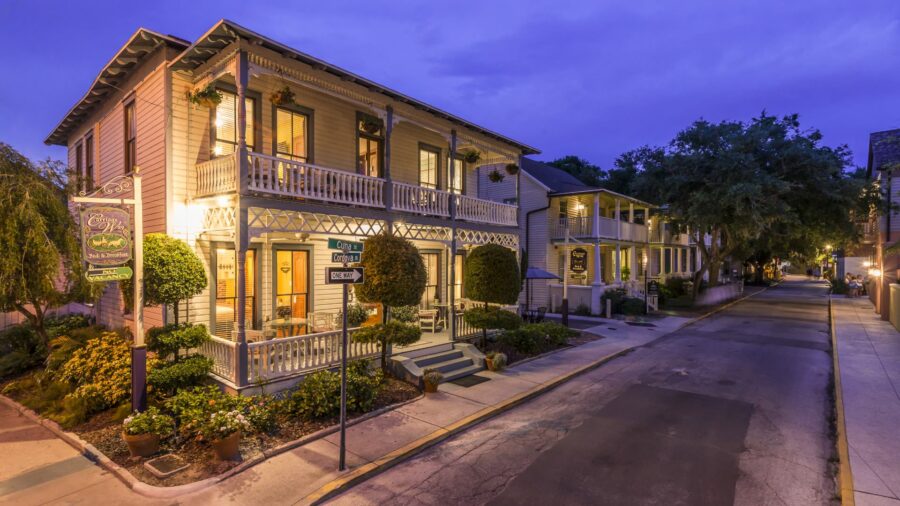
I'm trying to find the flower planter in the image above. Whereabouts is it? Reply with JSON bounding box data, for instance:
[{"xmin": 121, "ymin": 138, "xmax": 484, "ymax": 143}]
[
  {"xmin": 424, "ymin": 382, "xmax": 439, "ymax": 393},
  {"xmin": 485, "ymin": 357, "xmax": 494, "ymax": 371},
  {"xmin": 211, "ymin": 431, "xmax": 242, "ymax": 461},
  {"xmin": 122, "ymin": 432, "xmax": 160, "ymax": 458}
]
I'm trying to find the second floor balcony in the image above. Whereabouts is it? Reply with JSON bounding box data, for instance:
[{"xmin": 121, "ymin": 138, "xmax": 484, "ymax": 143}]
[
  {"xmin": 195, "ymin": 151, "xmax": 518, "ymax": 227},
  {"xmin": 550, "ymin": 215, "xmax": 649, "ymax": 242}
]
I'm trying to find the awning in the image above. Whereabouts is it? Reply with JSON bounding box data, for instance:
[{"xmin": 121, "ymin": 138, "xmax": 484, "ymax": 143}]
[{"xmin": 525, "ymin": 267, "xmax": 560, "ymax": 280}]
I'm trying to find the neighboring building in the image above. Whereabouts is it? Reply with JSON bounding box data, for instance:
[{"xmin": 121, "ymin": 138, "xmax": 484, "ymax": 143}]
[
  {"xmin": 48, "ymin": 20, "xmax": 538, "ymax": 391},
  {"xmin": 865, "ymin": 129, "xmax": 900, "ymax": 321},
  {"xmin": 479, "ymin": 159, "xmax": 702, "ymax": 315}
]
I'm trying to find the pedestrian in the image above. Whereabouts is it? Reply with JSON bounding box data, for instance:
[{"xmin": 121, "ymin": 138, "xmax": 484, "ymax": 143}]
[{"xmin": 806, "ymin": 268, "xmax": 813, "ymax": 280}]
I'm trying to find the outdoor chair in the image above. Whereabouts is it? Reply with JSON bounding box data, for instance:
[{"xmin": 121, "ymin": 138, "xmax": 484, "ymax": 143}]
[
  {"xmin": 535, "ymin": 307, "xmax": 547, "ymax": 323},
  {"xmin": 418, "ymin": 309, "xmax": 439, "ymax": 333}
]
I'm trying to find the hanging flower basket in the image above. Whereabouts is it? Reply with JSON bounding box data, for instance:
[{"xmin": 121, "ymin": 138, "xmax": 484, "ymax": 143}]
[
  {"xmin": 361, "ymin": 116, "xmax": 382, "ymax": 134},
  {"xmin": 462, "ymin": 149, "xmax": 481, "ymax": 164},
  {"xmin": 187, "ymin": 85, "xmax": 222, "ymax": 108},
  {"xmin": 488, "ymin": 169, "xmax": 505, "ymax": 183},
  {"xmin": 270, "ymin": 86, "xmax": 296, "ymax": 106},
  {"xmin": 505, "ymin": 163, "xmax": 519, "ymax": 175}
]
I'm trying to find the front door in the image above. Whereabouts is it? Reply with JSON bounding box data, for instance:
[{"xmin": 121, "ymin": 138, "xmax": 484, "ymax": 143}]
[{"xmin": 274, "ymin": 249, "xmax": 310, "ymax": 333}]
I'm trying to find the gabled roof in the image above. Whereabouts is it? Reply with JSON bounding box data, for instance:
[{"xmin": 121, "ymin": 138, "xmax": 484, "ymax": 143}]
[
  {"xmin": 868, "ymin": 129, "xmax": 900, "ymax": 177},
  {"xmin": 169, "ymin": 19, "xmax": 539, "ymax": 155},
  {"xmin": 521, "ymin": 158, "xmax": 593, "ymax": 193},
  {"xmin": 45, "ymin": 29, "xmax": 189, "ymax": 146}
]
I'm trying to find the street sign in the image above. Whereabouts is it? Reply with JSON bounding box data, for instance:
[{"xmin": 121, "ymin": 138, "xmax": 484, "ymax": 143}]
[
  {"xmin": 326, "ymin": 267, "xmax": 365, "ymax": 284},
  {"xmin": 331, "ymin": 252, "xmax": 361, "ymax": 264},
  {"xmin": 570, "ymin": 248, "xmax": 588, "ymax": 273},
  {"xmin": 327, "ymin": 238, "xmax": 363, "ymax": 252},
  {"xmin": 86, "ymin": 265, "xmax": 133, "ymax": 282}
]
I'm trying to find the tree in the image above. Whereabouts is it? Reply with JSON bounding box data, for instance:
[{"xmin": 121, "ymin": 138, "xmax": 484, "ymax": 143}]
[
  {"xmin": 121, "ymin": 233, "xmax": 207, "ymax": 323},
  {"xmin": 463, "ymin": 244, "xmax": 521, "ymax": 346},
  {"xmin": 0, "ymin": 144, "xmax": 95, "ymax": 344},
  {"xmin": 353, "ymin": 233, "xmax": 427, "ymax": 371},
  {"xmin": 547, "ymin": 156, "xmax": 603, "ymax": 187}
]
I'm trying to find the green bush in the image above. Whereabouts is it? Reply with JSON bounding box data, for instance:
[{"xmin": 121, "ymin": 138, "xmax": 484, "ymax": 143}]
[
  {"xmin": 44, "ymin": 314, "xmax": 91, "ymax": 339},
  {"xmin": 291, "ymin": 370, "xmax": 341, "ymax": 419},
  {"xmin": 620, "ymin": 297, "xmax": 646, "ymax": 316},
  {"xmin": 45, "ymin": 326, "xmax": 110, "ymax": 375},
  {"xmin": 146, "ymin": 323, "xmax": 210, "ymax": 360},
  {"xmin": 498, "ymin": 327, "xmax": 545, "ymax": 355},
  {"xmin": 347, "ymin": 367, "xmax": 383, "ymax": 413},
  {"xmin": 0, "ymin": 325, "xmax": 44, "ymax": 379},
  {"xmin": 464, "ymin": 244, "xmax": 521, "ymax": 305},
  {"xmin": 463, "ymin": 307, "xmax": 521, "ymax": 332},
  {"xmin": 244, "ymin": 396, "xmax": 279, "ymax": 434},
  {"xmin": 573, "ymin": 304, "xmax": 592, "ymax": 316},
  {"xmin": 164, "ymin": 385, "xmax": 235, "ymax": 434},
  {"xmin": 148, "ymin": 355, "xmax": 213, "ymax": 396},
  {"xmin": 526, "ymin": 322, "xmax": 578, "ymax": 347},
  {"xmin": 352, "ymin": 320, "xmax": 422, "ymax": 350},
  {"xmin": 341, "ymin": 303, "xmax": 370, "ymax": 328},
  {"xmin": 390, "ymin": 305, "xmax": 419, "ymax": 324},
  {"xmin": 123, "ymin": 407, "xmax": 175, "ymax": 437},
  {"xmin": 600, "ymin": 288, "xmax": 628, "ymax": 314}
]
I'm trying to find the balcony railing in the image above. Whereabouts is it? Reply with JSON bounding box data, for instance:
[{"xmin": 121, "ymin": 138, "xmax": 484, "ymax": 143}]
[
  {"xmin": 621, "ymin": 221, "xmax": 648, "ymax": 242},
  {"xmin": 550, "ymin": 216, "xmax": 647, "ymax": 241},
  {"xmin": 195, "ymin": 152, "xmax": 519, "ymax": 226}
]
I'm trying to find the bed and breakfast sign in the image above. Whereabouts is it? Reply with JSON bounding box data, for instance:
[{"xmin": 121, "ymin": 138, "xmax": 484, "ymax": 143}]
[{"xmin": 80, "ymin": 206, "xmax": 133, "ymax": 282}]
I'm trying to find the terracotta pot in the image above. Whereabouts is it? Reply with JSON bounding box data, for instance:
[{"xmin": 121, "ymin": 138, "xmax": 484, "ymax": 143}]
[
  {"xmin": 485, "ymin": 357, "xmax": 494, "ymax": 371},
  {"xmin": 424, "ymin": 382, "xmax": 439, "ymax": 393},
  {"xmin": 212, "ymin": 431, "xmax": 242, "ymax": 461},
  {"xmin": 122, "ymin": 432, "xmax": 160, "ymax": 458}
]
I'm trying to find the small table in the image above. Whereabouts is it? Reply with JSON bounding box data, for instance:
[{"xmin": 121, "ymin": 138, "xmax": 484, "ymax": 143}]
[
  {"xmin": 433, "ymin": 303, "xmax": 450, "ymax": 328},
  {"xmin": 267, "ymin": 317, "xmax": 308, "ymax": 337}
]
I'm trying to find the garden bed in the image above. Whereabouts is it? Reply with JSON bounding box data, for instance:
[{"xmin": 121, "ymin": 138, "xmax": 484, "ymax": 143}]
[{"xmin": 2, "ymin": 374, "xmax": 418, "ymax": 487}]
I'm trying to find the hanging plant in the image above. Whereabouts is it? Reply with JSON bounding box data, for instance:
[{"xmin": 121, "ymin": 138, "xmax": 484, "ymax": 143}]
[
  {"xmin": 505, "ymin": 163, "xmax": 519, "ymax": 175},
  {"xmin": 360, "ymin": 115, "xmax": 382, "ymax": 134},
  {"xmin": 270, "ymin": 86, "xmax": 296, "ymax": 106},
  {"xmin": 187, "ymin": 85, "xmax": 222, "ymax": 108},
  {"xmin": 488, "ymin": 169, "xmax": 505, "ymax": 183},
  {"xmin": 462, "ymin": 149, "xmax": 481, "ymax": 164}
]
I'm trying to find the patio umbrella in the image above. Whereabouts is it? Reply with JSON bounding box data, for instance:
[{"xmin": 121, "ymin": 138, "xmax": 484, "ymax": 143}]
[{"xmin": 524, "ymin": 267, "xmax": 561, "ymax": 311}]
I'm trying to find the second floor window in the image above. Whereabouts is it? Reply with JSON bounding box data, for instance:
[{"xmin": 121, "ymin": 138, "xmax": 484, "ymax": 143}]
[
  {"xmin": 84, "ymin": 134, "xmax": 94, "ymax": 191},
  {"xmin": 75, "ymin": 142, "xmax": 83, "ymax": 188},
  {"xmin": 419, "ymin": 146, "xmax": 439, "ymax": 189},
  {"xmin": 357, "ymin": 113, "xmax": 383, "ymax": 177},
  {"xmin": 559, "ymin": 199, "xmax": 568, "ymax": 223},
  {"xmin": 447, "ymin": 157, "xmax": 464, "ymax": 194},
  {"xmin": 213, "ymin": 90, "xmax": 256, "ymax": 157},
  {"xmin": 275, "ymin": 107, "xmax": 309, "ymax": 162},
  {"xmin": 124, "ymin": 101, "xmax": 136, "ymax": 173}
]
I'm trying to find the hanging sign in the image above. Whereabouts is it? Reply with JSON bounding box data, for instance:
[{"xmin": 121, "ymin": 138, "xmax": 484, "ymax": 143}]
[
  {"xmin": 86, "ymin": 266, "xmax": 134, "ymax": 282},
  {"xmin": 80, "ymin": 206, "xmax": 132, "ymax": 269},
  {"xmin": 647, "ymin": 280, "xmax": 660, "ymax": 295},
  {"xmin": 570, "ymin": 248, "xmax": 588, "ymax": 273}
]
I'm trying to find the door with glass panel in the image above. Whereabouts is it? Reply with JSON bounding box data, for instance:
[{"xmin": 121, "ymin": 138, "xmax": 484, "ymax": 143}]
[
  {"xmin": 420, "ymin": 252, "xmax": 440, "ymax": 309},
  {"xmin": 274, "ymin": 249, "xmax": 310, "ymax": 336},
  {"xmin": 213, "ymin": 248, "xmax": 256, "ymax": 340}
]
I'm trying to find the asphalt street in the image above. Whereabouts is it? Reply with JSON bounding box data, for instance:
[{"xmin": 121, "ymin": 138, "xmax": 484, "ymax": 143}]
[{"xmin": 330, "ymin": 278, "xmax": 836, "ymax": 505}]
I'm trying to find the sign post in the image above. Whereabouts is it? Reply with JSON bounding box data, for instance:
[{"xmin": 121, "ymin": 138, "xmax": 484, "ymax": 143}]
[
  {"xmin": 326, "ymin": 238, "xmax": 365, "ymax": 472},
  {"xmin": 73, "ymin": 169, "xmax": 145, "ymax": 412}
]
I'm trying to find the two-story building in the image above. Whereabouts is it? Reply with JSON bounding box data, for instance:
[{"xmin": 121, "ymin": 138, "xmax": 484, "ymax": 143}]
[
  {"xmin": 47, "ymin": 20, "xmax": 538, "ymax": 391},
  {"xmin": 864, "ymin": 129, "xmax": 900, "ymax": 323}
]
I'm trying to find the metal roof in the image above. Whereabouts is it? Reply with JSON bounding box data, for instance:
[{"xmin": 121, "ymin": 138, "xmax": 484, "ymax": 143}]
[
  {"xmin": 44, "ymin": 29, "xmax": 189, "ymax": 146},
  {"xmin": 519, "ymin": 158, "xmax": 655, "ymax": 207},
  {"xmin": 867, "ymin": 129, "xmax": 900, "ymax": 177},
  {"xmin": 169, "ymin": 19, "xmax": 540, "ymax": 155}
]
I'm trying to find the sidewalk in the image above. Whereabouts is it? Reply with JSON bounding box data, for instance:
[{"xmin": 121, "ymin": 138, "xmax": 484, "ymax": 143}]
[
  {"xmin": 832, "ymin": 297, "xmax": 900, "ymax": 505},
  {"xmin": 0, "ymin": 315, "xmax": 691, "ymax": 506}
]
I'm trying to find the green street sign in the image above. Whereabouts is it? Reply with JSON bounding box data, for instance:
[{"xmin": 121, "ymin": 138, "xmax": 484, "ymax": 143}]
[
  {"xmin": 327, "ymin": 238, "xmax": 364, "ymax": 252},
  {"xmin": 332, "ymin": 252, "xmax": 361, "ymax": 264},
  {"xmin": 86, "ymin": 265, "xmax": 133, "ymax": 282}
]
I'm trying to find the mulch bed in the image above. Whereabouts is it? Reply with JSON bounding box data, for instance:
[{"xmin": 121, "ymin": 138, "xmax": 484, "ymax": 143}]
[
  {"xmin": 468, "ymin": 329, "xmax": 604, "ymax": 366},
  {"xmin": 6, "ymin": 376, "xmax": 419, "ymax": 487}
]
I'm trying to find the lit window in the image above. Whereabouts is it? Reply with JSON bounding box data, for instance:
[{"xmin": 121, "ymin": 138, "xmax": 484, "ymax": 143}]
[
  {"xmin": 212, "ymin": 90, "xmax": 255, "ymax": 157},
  {"xmin": 357, "ymin": 113, "xmax": 383, "ymax": 177},
  {"xmin": 447, "ymin": 157, "xmax": 463, "ymax": 194},
  {"xmin": 275, "ymin": 107, "xmax": 309, "ymax": 162},
  {"xmin": 419, "ymin": 146, "xmax": 439, "ymax": 189}
]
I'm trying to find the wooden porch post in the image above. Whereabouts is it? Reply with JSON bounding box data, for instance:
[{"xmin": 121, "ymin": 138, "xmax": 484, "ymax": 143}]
[
  {"xmin": 383, "ymin": 106, "xmax": 394, "ymax": 233},
  {"xmin": 448, "ymin": 130, "xmax": 457, "ymax": 342},
  {"xmin": 592, "ymin": 193, "xmax": 601, "ymax": 238},
  {"xmin": 614, "ymin": 199, "xmax": 622, "ymax": 283},
  {"xmin": 234, "ymin": 50, "xmax": 250, "ymax": 387}
]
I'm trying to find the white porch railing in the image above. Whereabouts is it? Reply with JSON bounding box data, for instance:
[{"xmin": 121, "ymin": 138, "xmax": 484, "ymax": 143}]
[
  {"xmin": 199, "ymin": 336, "xmax": 238, "ymax": 381},
  {"xmin": 246, "ymin": 328, "xmax": 380, "ymax": 383},
  {"xmin": 620, "ymin": 221, "xmax": 649, "ymax": 242},
  {"xmin": 598, "ymin": 216, "xmax": 618, "ymax": 237},
  {"xmin": 456, "ymin": 195, "xmax": 517, "ymax": 226},
  {"xmin": 196, "ymin": 153, "xmax": 238, "ymax": 197},
  {"xmin": 248, "ymin": 153, "xmax": 385, "ymax": 208},
  {"xmin": 392, "ymin": 182, "xmax": 450, "ymax": 217}
]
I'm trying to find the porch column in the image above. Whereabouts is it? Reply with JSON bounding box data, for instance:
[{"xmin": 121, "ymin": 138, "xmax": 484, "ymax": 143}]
[
  {"xmin": 592, "ymin": 193, "xmax": 600, "ymax": 237},
  {"xmin": 629, "ymin": 246, "xmax": 637, "ymax": 281},
  {"xmin": 615, "ymin": 199, "xmax": 621, "ymax": 240},
  {"xmin": 448, "ymin": 130, "xmax": 457, "ymax": 341},
  {"xmin": 383, "ymin": 106, "xmax": 394, "ymax": 232},
  {"xmin": 591, "ymin": 242, "xmax": 603, "ymax": 314},
  {"xmin": 234, "ymin": 50, "xmax": 250, "ymax": 387},
  {"xmin": 615, "ymin": 244, "xmax": 622, "ymax": 283},
  {"xmin": 629, "ymin": 202, "xmax": 634, "ymax": 223}
]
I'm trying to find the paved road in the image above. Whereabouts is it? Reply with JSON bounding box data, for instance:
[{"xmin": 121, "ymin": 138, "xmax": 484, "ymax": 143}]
[{"xmin": 330, "ymin": 278, "xmax": 837, "ymax": 505}]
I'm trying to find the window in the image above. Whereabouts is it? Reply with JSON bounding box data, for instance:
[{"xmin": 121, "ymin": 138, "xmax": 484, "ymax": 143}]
[
  {"xmin": 275, "ymin": 107, "xmax": 309, "ymax": 162},
  {"xmin": 213, "ymin": 90, "xmax": 256, "ymax": 157},
  {"xmin": 664, "ymin": 248, "xmax": 672, "ymax": 274},
  {"xmin": 84, "ymin": 134, "xmax": 94, "ymax": 191},
  {"xmin": 421, "ymin": 252, "xmax": 440, "ymax": 308},
  {"xmin": 124, "ymin": 101, "xmax": 136, "ymax": 173},
  {"xmin": 453, "ymin": 253, "xmax": 465, "ymax": 300},
  {"xmin": 447, "ymin": 156, "xmax": 464, "ymax": 194},
  {"xmin": 275, "ymin": 250, "xmax": 310, "ymax": 334},
  {"xmin": 503, "ymin": 197, "xmax": 517, "ymax": 205},
  {"xmin": 213, "ymin": 248, "xmax": 256, "ymax": 340},
  {"xmin": 559, "ymin": 200, "xmax": 569, "ymax": 224},
  {"xmin": 419, "ymin": 145, "xmax": 440, "ymax": 189},
  {"xmin": 74, "ymin": 142, "xmax": 83, "ymax": 189},
  {"xmin": 681, "ymin": 248, "xmax": 688, "ymax": 272},
  {"xmin": 357, "ymin": 113, "xmax": 383, "ymax": 177}
]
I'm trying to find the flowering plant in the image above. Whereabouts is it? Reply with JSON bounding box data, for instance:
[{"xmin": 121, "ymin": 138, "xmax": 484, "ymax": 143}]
[
  {"xmin": 200, "ymin": 410, "xmax": 251, "ymax": 441},
  {"xmin": 123, "ymin": 407, "xmax": 175, "ymax": 436}
]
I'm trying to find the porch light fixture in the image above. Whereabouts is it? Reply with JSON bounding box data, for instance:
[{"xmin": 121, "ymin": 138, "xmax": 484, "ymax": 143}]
[
  {"xmin": 869, "ymin": 267, "xmax": 882, "ymax": 277},
  {"xmin": 216, "ymin": 195, "xmax": 232, "ymax": 207},
  {"xmin": 863, "ymin": 261, "xmax": 873, "ymax": 268}
]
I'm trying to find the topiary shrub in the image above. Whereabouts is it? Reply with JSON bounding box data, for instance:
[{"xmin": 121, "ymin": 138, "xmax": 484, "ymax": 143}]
[
  {"xmin": 352, "ymin": 321, "xmax": 421, "ymax": 370},
  {"xmin": 463, "ymin": 306, "xmax": 521, "ymax": 337},
  {"xmin": 146, "ymin": 323, "xmax": 210, "ymax": 360},
  {"xmin": 148, "ymin": 354, "xmax": 213, "ymax": 396},
  {"xmin": 464, "ymin": 244, "xmax": 521, "ymax": 306}
]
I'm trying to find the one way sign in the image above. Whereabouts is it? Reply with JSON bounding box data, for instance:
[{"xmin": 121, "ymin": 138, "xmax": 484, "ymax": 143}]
[{"xmin": 326, "ymin": 267, "xmax": 365, "ymax": 285}]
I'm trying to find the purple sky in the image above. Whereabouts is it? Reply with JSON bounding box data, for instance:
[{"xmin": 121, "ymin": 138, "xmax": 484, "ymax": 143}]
[{"xmin": 2, "ymin": 0, "xmax": 899, "ymax": 169}]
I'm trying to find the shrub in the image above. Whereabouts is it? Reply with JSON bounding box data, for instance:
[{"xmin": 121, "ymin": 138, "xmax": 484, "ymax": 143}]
[
  {"xmin": 390, "ymin": 305, "xmax": 419, "ymax": 324},
  {"xmin": 498, "ymin": 327, "xmax": 545, "ymax": 355},
  {"xmin": 347, "ymin": 367, "xmax": 383, "ymax": 413},
  {"xmin": 244, "ymin": 396, "xmax": 279, "ymax": 434},
  {"xmin": 352, "ymin": 321, "xmax": 422, "ymax": 373},
  {"xmin": 526, "ymin": 322, "xmax": 578, "ymax": 347},
  {"xmin": 123, "ymin": 407, "xmax": 175, "ymax": 437},
  {"xmin": 0, "ymin": 325, "xmax": 44, "ymax": 379},
  {"xmin": 464, "ymin": 244, "xmax": 521, "ymax": 305},
  {"xmin": 621, "ymin": 297, "xmax": 646, "ymax": 316},
  {"xmin": 44, "ymin": 314, "xmax": 91, "ymax": 339},
  {"xmin": 463, "ymin": 307, "xmax": 521, "ymax": 332},
  {"xmin": 148, "ymin": 355, "xmax": 213, "ymax": 396},
  {"xmin": 340, "ymin": 302, "xmax": 370, "ymax": 328},
  {"xmin": 199, "ymin": 410, "xmax": 251, "ymax": 441},
  {"xmin": 291, "ymin": 370, "xmax": 341, "ymax": 419},
  {"xmin": 600, "ymin": 288, "xmax": 628, "ymax": 314},
  {"xmin": 164, "ymin": 385, "xmax": 235, "ymax": 434},
  {"xmin": 573, "ymin": 304, "xmax": 592, "ymax": 316},
  {"xmin": 146, "ymin": 323, "xmax": 210, "ymax": 360}
]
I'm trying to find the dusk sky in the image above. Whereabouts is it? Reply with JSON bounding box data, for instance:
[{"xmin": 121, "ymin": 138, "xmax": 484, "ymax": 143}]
[{"xmin": 2, "ymin": 0, "xmax": 899, "ymax": 169}]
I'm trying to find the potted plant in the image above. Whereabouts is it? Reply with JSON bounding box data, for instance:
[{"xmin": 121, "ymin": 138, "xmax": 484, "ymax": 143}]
[
  {"xmin": 187, "ymin": 85, "xmax": 223, "ymax": 108},
  {"xmin": 423, "ymin": 368, "xmax": 443, "ymax": 393},
  {"xmin": 270, "ymin": 86, "xmax": 296, "ymax": 106},
  {"xmin": 485, "ymin": 351, "xmax": 507, "ymax": 372},
  {"xmin": 341, "ymin": 302, "xmax": 370, "ymax": 328},
  {"xmin": 462, "ymin": 149, "xmax": 481, "ymax": 164},
  {"xmin": 488, "ymin": 169, "xmax": 505, "ymax": 183},
  {"xmin": 360, "ymin": 115, "xmax": 382, "ymax": 134},
  {"xmin": 505, "ymin": 163, "xmax": 519, "ymax": 175},
  {"xmin": 201, "ymin": 410, "xmax": 251, "ymax": 461},
  {"xmin": 122, "ymin": 407, "xmax": 175, "ymax": 458}
]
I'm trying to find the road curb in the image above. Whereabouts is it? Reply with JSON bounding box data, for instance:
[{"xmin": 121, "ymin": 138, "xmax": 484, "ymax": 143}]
[
  {"xmin": 303, "ymin": 284, "xmax": 773, "ymax": 505},
  {"xmin": 828, "ymin": 296, "xmax": 856, "ymax": 506}
]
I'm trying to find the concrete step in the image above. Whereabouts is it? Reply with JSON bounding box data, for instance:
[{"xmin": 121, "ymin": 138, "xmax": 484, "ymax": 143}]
[
  {"xmin": 442, "ymin": 364, "xmax": 485, "ymax": 383},
  {"xmin": 428, "ymin": 356, "xmax": 474, "ymax": 375},
  {"xmin": 414, "ymin": 350, "xmax": 464, "ymax": 368}
]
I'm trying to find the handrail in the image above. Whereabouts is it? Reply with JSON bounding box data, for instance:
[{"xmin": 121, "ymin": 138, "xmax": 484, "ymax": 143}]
[{"xmin": 392, "ymin": 182, "xmax": 450, "ymax": 217}]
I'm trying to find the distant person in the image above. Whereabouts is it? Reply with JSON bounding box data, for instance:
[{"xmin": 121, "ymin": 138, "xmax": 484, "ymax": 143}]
[{"xmin": 806, "ymin": 268, "xmax": 813, "ymax": 279}]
